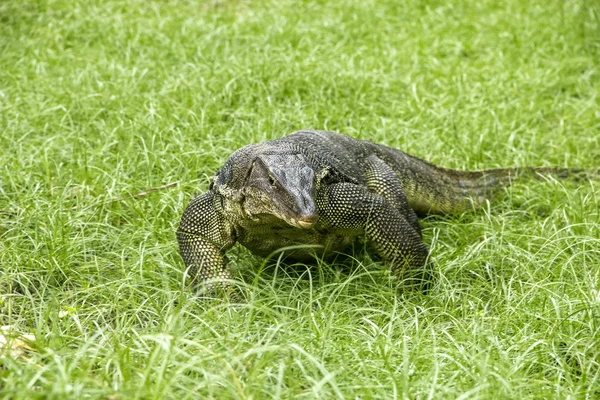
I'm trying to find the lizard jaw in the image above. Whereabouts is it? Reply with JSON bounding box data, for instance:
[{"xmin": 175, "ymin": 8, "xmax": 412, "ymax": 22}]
[
  {"xmin": 294, "ymin": 215, "xmax": 318, "ymax": 229},
  {"xmin": 296, "ymin": 220, "xmax": 316, "ymax": 229}
]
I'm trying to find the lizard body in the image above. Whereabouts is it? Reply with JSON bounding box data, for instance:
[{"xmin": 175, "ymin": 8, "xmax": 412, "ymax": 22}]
[{"xmin": 177, "ymin": 130, "xmax": 592, "ymax": 294}]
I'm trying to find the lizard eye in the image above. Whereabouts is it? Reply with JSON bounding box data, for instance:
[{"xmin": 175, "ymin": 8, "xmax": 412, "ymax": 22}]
[{"xmin": 268, "ymin": 176, "xmax": 277, "ymax": 188}]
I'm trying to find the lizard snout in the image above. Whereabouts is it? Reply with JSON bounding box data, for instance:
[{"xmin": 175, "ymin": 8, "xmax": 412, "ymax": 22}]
[{"xmin": 296, "ymin": 214, "xmax": 319, "ymax": 229}]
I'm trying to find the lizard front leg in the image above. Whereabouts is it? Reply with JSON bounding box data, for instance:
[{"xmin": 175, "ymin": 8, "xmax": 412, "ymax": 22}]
[
  {"xmin": 364, "ymin": 155, "xmax": 422, "ymax": 236},
  {"xmin": 177, "ymin": 191, "xmax": 237, "ymax": 296},
  {"xmin": 317, "ymin": 183, "xmax": 430, "ymax": 288}
]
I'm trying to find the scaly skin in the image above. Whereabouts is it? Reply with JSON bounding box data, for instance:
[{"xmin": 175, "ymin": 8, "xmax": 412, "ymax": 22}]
[{"xmin": 177, "ymin": 130, "xmax": 594, "ymax": 295}]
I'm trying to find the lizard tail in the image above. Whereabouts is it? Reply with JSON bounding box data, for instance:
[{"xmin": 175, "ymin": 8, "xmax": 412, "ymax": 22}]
[
  {"xmin": 379, "ymin": 149, "xmax": 597, "ymax": 214},
  {"xmin": 417, "ymin": 166, "xmax": 595, "ymax": 214}
]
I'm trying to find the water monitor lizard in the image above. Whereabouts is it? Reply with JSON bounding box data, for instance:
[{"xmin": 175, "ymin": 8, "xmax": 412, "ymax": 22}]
[{"xmin": 177, "ymin": 130, "xmax": 594, "ymax": 295}]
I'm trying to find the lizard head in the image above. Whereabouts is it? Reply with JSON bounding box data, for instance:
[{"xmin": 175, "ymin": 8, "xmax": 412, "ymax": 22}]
[
  {"xmin": 240, "ymin": 153, "xmax": 318, "ymax": 229},
  {"xmin": 212, "ymin": 144, "xmax": 319, "ymax": 229},
  {"xmin": 215, "ymin": 153, "xmax": 318, "ymax": 229}
]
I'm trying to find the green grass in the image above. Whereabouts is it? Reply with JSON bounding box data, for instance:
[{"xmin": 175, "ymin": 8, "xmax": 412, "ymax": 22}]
[{"xmin": 1, "ymin": 0, "xmax": 600, "ymax": 398}]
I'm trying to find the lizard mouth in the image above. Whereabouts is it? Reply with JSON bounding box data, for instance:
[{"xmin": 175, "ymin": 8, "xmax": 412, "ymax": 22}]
[
  {"xmin": 291, "ymin": 214, "xmax": 318, "ymax": 229},
  {"xmin": 268, "ymin": 197, "xmax": 318, "ymax": 229},
  {"xmin": 278, "ymin": 209, "xmax": 318, "ymax": 229},
  {"xmin": 296, "ymin": 216, "xmax": 318, "ymax": 229}
]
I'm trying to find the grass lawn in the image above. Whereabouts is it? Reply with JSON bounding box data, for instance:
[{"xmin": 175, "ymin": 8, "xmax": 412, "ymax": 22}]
[{"xmin": 1, "ymin": 0, "xmax": 600, "ymax": 398}]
